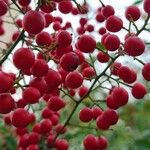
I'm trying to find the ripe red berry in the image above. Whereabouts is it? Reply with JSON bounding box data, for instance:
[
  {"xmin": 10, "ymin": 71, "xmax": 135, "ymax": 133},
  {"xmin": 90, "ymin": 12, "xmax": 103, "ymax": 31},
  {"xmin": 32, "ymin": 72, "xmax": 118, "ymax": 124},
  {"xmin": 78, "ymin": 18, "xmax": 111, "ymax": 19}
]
[
  {"xmin": 35, "ymin": 31, "xmax": 52, "ymax": 46},
  {"xmin": 40, "ymin": 119, "xmax": 52, "ymax": 134},
  {"xmin": 58, "ymin": 1, "xmax": 73, "ymax": 14},
  {"xmin": 125, "ymin": 5, "xmax": 141, "ymax": 21},
  {"xmin": 97, "ymin": 136, "xmax": 108, "ymax": 150},
  {"xmin": 0, "ymin": 71, "xmax": 14, "ymax": 93},
  {"xmin": 101, "ymin": 5, "xmax": 115, "ymax": 18},
  {"xmin": 142, "ymin": 63, "xmax": 150, "ymax": 81},
  {"xmin": 96, "ymin": 13, "xmax": 105, "ymax": 22},
  {"xmin": 110, "ymin": 62, "xmax": 122, "ymax": 76},
  {"xmin": 48, "ymin": 96, "xmax": 65, "ymax": 111},
  {"xmin": 112, "ymin": 87, "xmax": 129, "ymax": 107},
  {"xmin": 97, "ymin": 51, "xmax": 110, "ymax": 63},
  {"xmin": 65, "ymin": 71, "xmax": 83, "ymax": 89},
  {"xmin": 132, "ymin": 83, "xmax": 147, "ymax": 99},
  {"xmin": 92, "ymin": 107, "xmax": 103, "ymax": 120},
  {"xmin": 28, "ymin": 132, "xmax": 40, "ymax": 144},
  {"xmin": 79, "ymin": 107, "xmax": 93, "ymax": 122},
  {"xmin": 0, "ymin": 94, "xmax": 15, "ymax": 114},
  {"xmin": 143, "ymin": 0, "xmax": 150, "ymax": 14},
  {"xmin": 23, "ymin": 87, "xmax": 41, "ymax": 104},
  {"xmin": 56, "ymin": 30, "xmax": 72, "ymax": 48},
  {"xmin": 83, "ymin": 134, "xmax": 99, "ymax": 150},
  {"xmin": 106, "ymin": 95, "xmax": 118, "ymax": 109},
  {"xmin": 55, "ymin": 139, "xmax": 69, "ymax": 150},
  {"xmin": 40, "ymin": 2, "xmax": 56, "ymax": 13},
  {"xmin": 60, "ymin": 52, "xmax": 80, "ymax": 72},
  {"xmin": 44, "ymin": 69, "xmax": 62, "ymax": 92},
  {"xmin": 18, "ymin": 0, "xmax": 31, "ymax": 6},
  {"xmin": 105, "ymin": 15, "xmax": 123, "ymax": 32},
  {"xmin": 0, "ymin": 0, "xmax": 8, "ymax": 16},
  {"xmin": 78, "ymin": 86, "xmax": 88, "ymax": 97},
  {"xmin": 124, "ymin": 36, "xmax": 145, "ymax": 56},
  {"xmin": 11, "ymin": 108, "xmax": 31, "ymax": 128},
  {"xmin": 23, "ymin": 10, "xmax": 45, "ymax": 35},
  {"xmin": 31, "ymin": 59, "xmax": 49, "ymax": 77},
  {"xmin": 26, "ymin": 144, "xmax": 39, "ymax": 150},
  {"xmin": 104, "ymin": 34, "xmax": 120, "ymax": 51},
  {"xmin": 13, "ymin": 48, "xmax": 35, "ymax": 70},
  {"xmin": 77, "ymin": 35, "xmax": 96, "ymax": 53}
]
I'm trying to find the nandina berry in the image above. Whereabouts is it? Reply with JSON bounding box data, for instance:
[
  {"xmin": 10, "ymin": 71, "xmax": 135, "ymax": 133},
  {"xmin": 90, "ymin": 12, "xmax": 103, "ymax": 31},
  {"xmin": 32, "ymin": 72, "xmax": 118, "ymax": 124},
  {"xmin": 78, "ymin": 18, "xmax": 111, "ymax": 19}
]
[
  {"xmin": 60, "ymin": 52, "xmax": 80, "ymax": 72},
  {"xmin": 41, "ymin": 107, "xmax": 53, "ymax": 119},
  {"xmin": 47, "ymin": 134, "xmax": 55, "ymax": 147},
  {"xmin": 96, "ymin": 12, "xmax": 105, "ymax": 22},
  {"xmin": 103, "ymin": 109, "xmax": 119, "ymax": 125},
  {"xmin": 77, "ymin": 35, "xmax": 96, "ymax": 53},
  {"xmin": 111, "ymin": 87, "xmax": 129, "ymax": 107},
  {"xmin": 48, "ymin": 96, "xmax": 65, "ymax": 111},
  {"xmin": 104, "ymin": 34, "xmax": 120, "ymax": 51},
  {"xmin": 29, "ymin": 77, "xmax": 47, "ymax": 95},
  {"xmin": 78, "ymin": 86, "xmax": 88, "ymax": 97},
  {"xmin": 23, "ymin": 87, "xmax": 41, "ymax": 104},
  {"xmin": 40, "ymin": 119, "xmax": 52, "ymax": 134},
  {"xmin": 83, "ymin": 134, "xmax": 99, "ymax": 150},
  {"xmin": 56, "ymin": 30, "xmax": 72, "ymax": 48},
  {"xmin": 97, "ymin": 51, "xmax": 110, "ymax": 63},
  {"xmin": 40, "ymin": 2, "xmax": 56, "ymax": 13},
  {"xmin": 132, "ymin": 83, "xmax": 147, "ymax": 99},
  {"xmin": 58, "ymin": 1, "xmax": 73, "ymax": 14},
  {"xmin": 44, "ymin": 14, "xmax": 54, "ymax": 27},
  {"xmin": 124, "ymin": 36, "xmax": 145, "ymax": 56},
  {"xmin": 110, "ymin": 62, "xmax": 122, "ymax": 76},
  {"xmin": 0, "ymin": 0, "xmax": 8, "ymax": 16},
  {"xmin": 18, "ymin": 134, "xmax": 29, "ymax": 148},
  {"xmin": 106, "ymin": 95, "xmax": 118, "ymax": 109},
  {"xmin": 55, "ymin": 124, "xmax": 67, "ymax": 134},
  {"xmin": 98, "ymin": 27, "xmax": 106, "ymax": 35},
  {"xmin": 12, "ymin": 31, "xmax": 20, "ymax": 41},
  {"xmin": 142, "ymin": 63, "xmax": 150, "ymax": 81},
  {"xmin": 4, "ymin": 115, "xmax": 12, "ymax": 125},
  {"xmin": 11, "ymin": 108, "xmax": 31, "ymax": 128},
  {"xmin": 50, "ymin": 114, "xmax": 59, "ymax": 126},
  {"xmin": 13, "ymin": 48, "xmax": 35, "ymax": 70},
  {"xmin": 53, "ymin": 21, "xmax": 61, "ymax": 31},
  {"xmin": 18, "ymin": 0, "xmax": 31, "ymax": 6},
  {"xmin": 101, "ymin": 5, "xmax": 115, "ymax": 18},
  {"xmin": 86, "ymin": 24, "xmax": 94, "ymax": 32},
  {"xmin": 82, "ymin": 67, "xmax": 96, "ymax": 79},
  {"xmin": 22, "ymin": 10, "xmax": 45, "ymax": 35},
  {"xmin": 44, "ymin": 69, "xmax": 62, "ymax": 92},
  {"xmin": 65, "ymin": 71, "xmax": 83, "ymax": 89},
  {"xmin": 143, "ymin": 0, "xmax": 150, "ymax": 14},
  {"xmin": 35, "ymin": 31, "xmax": 52, "ymax": 46},
  {"xmin": 79, "ymin": 107, "xmax": 93, "ymax": 122},
  {"xmin": 0, "ymin": 71, "xmax": 14, "ymax": 93},
  {"xmin": 92, "ymin": 107, "xmax": 103, "ymax": 120},
  {"xmin": 28, "ymin": 132, "xmax": 40, "ymax": 144},
  {"xmin": 125, "ymin": 5, "xmax": 141, "ymax": 21},
  {"xmin": 75, "ymin": 50, "xmax": 85, "ymax": 64},
  {"xmin": 31, "ymin": 59, "xmax": 49, "ymax": 77},
  {"xmin": 105, "ymin": 15, "xmax": 123, "ymax": 32},
  {"xmin": 0, "ymin": 94, "xmax": 15, "ymax": 114},
  {"xmin": 97, "ymin": 136, "xmax": 108, "ymax": 150},
  {"xmin": 26, "ymin": 144, "xmax": 39, "ymax": 150},
  {"xmin": 118, "ymin": 66, "xmax": 137, "ymax": 84},
  {"xmin": 15, "ymin": 128, "xmax": 28, "ymax": 136},
  {"xmin": 17, "ymin": 98, "xmax": 27, "ymax": 108},
  {"xmin": 55, "ymin": 139, "xmax": 69, "ymax": 150}
]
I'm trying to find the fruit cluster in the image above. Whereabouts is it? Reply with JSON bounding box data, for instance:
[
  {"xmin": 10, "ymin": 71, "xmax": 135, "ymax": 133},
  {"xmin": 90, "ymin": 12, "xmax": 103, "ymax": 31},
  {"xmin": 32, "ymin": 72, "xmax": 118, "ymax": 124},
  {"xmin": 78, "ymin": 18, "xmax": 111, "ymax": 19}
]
[{"xmin": 0, "ymin": 0, "xmax": 150, "ymax": 150}]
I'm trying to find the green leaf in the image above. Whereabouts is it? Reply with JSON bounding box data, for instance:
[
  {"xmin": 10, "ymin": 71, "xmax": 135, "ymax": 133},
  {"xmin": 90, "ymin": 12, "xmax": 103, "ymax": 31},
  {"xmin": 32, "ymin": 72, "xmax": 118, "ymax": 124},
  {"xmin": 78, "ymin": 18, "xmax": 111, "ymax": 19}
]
[
  {"xmin": 5, "ymin": 135, "xmax": 17, "ymax": 150},
  {"xmin": 96, "ymin": 42, "xmax": 106, "ymax": 51},
  {"xmin": 133, "ymin": 0, "xmax": 142, "ymax": 5}
]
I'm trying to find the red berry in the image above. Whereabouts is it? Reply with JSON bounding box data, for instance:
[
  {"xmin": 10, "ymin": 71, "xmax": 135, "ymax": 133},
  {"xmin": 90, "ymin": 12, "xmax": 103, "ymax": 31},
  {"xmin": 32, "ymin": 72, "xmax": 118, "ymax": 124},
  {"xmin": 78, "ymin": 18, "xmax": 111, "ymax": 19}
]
[
  {"xmin": 105, "ymin": 15, "xmax": 123, "ymax": 32},
  {"xmin": 110, "ymin": 62, "xmax": 122, "ymax": 76},
  {"xmin": 104, "ymin": 34, "xmax": 120, "ymax": 51},
  {"xmin": 56, "ymin": 30, "xmax": 72, "ymax": 48},
  {"xmin": 92, "ymin": 107, "xmax": 103, "ymax": 120},
  {"xmin": 11, "ymin": 108, "xmax": 31, "ymax": 128},
  {"xmin": 31, "ymin": 59, "xmax": 49, "ymax": 77},
  {"xmin": 23, "ymin": 87, "xmax": 41, "ymax": 104},
  {"xmin": 101, "ymin": 5, "xmax": 115, "ymax": 18},
  {"xmin": 0, "ymin": 0, "xmax": 8, "ymax": 16},
  {"xmin": 35, "ymin": 31, "xmax": 52, "ymax": 46},
  {"xmin": 125, "ymin": 5, "xmax": 141, "ymax": 21},
  {"xmin": 60, "ymin": 52, "xmax": 80, "ymax": 72},
  {"xmin": 78, "ymin": 86, "xmax": 88, "ymax": 97},
  {"xmin": 97, "ymin": 51, "xmax": 110, "ymax": 63},
  {"xmin": 58, "ymin": 1, "xmax": 73, "ymax": 14},
  {"xmin": 82, "ymin": 67, "xmax": 96, "ymax": 79},
  {"xmin": 40, "ymin": 119, "xmax": 52, "ymax": 134},
  {"xmin": 83, "ymin": 134, "xmax": 99, "ymax": 150},
  {"xmin": 18, "ymin": 0, "xmax": 31, "ymax": 6},
  {"xmin": 79, "ymin": 107, "xmax": 93, "ymax": 122},
  {"xmin": 106, "ymin": 95, "xmax": 118, "ymax": 109},
  {"xmin": 65, "ymin": 71, "xmax": 83, "ymax": 89},
  {"xmin": 144, "ymin": 0, "xmax": 150, "ymax": 14},
  {"xmin": 96, "ymin": 13, "xmax": 105, "ymax": 22},
  {"xmin": 48, "ymin": 96, "xmax": 65, "ymax": 111},
  {"xmin": 124, "ymin": 36, "xmax": 145, "ymax": 56},
  {"xmin": 142, "ymin": 63, "xmax": 150, "ymax": 81},
  {"xmin": 13, "ymin": 48, "xmax": 35, "ymax": 70},
  {"xmin": 55, "ymin": 139, "xmax": 69, "ymax": 150},
  {"xmin": 97, "ymin": 136, "xmax": 108, "ymax": 150},
  {"xmin": 0, "ymin": 94, "xmax": 15, "ymax": 114},
  {"xmin": 28, "ymin": 132, "xmax": 40, "ymax": 144},
  {"xmin": 132, "ymin": 83, "xmax": 147, "ymax": 99},
  {"xmin": 40, "ymin": 2, "xmax": 56, "ymax": 13},
  {"xmin": 26, "ymin": 144, "xmax": 39, "ymax": 150},
  {"xmin": 23, "ymin": 10, "xmax": 45, "ymax": 35},
  {"xmin": 77, "ymin": 35, "xmax": 96, "ymax": 53}
]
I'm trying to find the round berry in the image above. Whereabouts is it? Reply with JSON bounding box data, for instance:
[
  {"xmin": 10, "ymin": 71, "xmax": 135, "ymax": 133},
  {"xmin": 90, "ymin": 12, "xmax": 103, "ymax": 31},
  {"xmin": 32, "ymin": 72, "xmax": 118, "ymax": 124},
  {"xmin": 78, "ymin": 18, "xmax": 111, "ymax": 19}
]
[
  {"xmin": 101, "ymin": 5, "xmax": 115, "ymax": 18},
  {"xmin": 58, "ymin": 1, "xmax": 73, "ymax": 14},
  {"xmin": 142, "ymin": 63, "xmax": 150, "ymax": 81},
  {"xmin": 0, "ymin": 0, "xmax": 8, "ymax": 16}
]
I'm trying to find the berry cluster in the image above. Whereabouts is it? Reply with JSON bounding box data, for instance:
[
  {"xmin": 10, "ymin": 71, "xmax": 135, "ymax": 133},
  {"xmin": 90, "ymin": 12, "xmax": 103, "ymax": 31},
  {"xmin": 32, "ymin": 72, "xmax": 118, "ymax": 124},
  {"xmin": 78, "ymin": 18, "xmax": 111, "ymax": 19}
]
[{"xmin": 0, "ymin": 0, "xmax": 150, "ymax": 150}]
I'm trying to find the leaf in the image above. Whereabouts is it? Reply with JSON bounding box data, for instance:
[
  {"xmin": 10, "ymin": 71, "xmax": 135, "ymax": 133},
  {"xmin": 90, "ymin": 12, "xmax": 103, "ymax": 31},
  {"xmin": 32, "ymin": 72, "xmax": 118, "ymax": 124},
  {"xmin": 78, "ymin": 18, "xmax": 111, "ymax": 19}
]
[
  {"xmin": 5, "ymin": 135, "xmax": 17, "ymax": 150},
  {"xmin": 96, "ymin": 42, "xmax": 106, "ymax": 51},
  {"xmin": 133, "ymin": 0, "xmax": 142, "ymax": 5}
]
